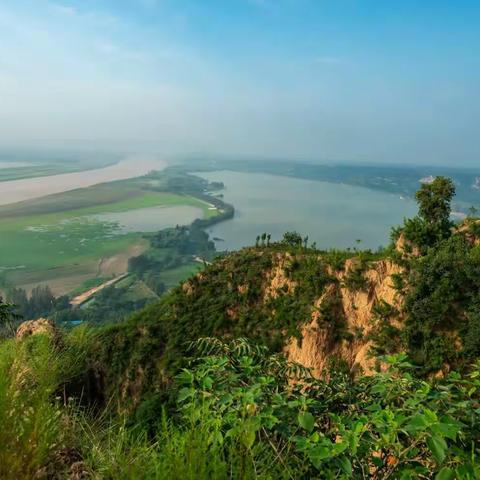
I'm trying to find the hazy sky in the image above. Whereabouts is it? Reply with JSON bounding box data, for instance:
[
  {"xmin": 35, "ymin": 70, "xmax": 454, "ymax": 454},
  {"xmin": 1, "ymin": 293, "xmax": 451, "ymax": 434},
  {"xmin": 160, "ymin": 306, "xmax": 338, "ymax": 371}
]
[{"xmin": 0, "ymin": 0, "xmax": 479, "ymax": 165}]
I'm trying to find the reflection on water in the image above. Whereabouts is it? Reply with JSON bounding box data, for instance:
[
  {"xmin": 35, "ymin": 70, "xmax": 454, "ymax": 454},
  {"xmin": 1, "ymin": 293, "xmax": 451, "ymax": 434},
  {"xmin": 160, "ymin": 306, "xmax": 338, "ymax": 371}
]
[
  {"xmin": 0, "ymin": 156, "xmax": 167, "ymax": 206},
  {"xmin": 91, "ymin": 205, "xmax": 204, "ymax": 233},
  {"xmin": 196, "ymin": 171, "xmax": 418, "ymax": 250}
]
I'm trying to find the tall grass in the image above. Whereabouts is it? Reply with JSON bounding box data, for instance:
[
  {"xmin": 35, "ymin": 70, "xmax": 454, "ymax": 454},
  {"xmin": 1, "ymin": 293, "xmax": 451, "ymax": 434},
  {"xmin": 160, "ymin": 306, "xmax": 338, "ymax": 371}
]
[
  {"xmin": 0, "ymin": 335, "xmax": 65, "ymax": 478},
  {"xmin": 0, "ymin": 325, "xmax": 94, "ymax": 479},
  {"xmin": 78, "ymin": 411, "xmax": 286, "ymax": 480},
  {"xmin": 0, "ymin": 330, "xmax": 286, "ymax": 479}
]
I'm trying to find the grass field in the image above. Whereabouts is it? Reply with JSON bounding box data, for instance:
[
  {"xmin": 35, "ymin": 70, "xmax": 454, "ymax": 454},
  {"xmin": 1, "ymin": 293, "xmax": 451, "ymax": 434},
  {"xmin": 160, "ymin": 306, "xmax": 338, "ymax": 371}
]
[
  {"xmin": 0, "ymin": 184, "xmax": 211, "ymax": 218},
  {"xmin": 158, "ymin": 263, "xmax": 202, "ymax": 289},
  {"xmin": 0, "ymin": 183, "xmax": 211, "ymax": 295}
]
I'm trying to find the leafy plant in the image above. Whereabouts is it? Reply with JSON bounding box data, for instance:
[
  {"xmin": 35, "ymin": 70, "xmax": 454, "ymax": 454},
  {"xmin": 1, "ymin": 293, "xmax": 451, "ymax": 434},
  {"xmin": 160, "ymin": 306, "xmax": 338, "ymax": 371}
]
[{"xmin": 173, "ymin": 338, "xmax": 480, "ymax": 479}]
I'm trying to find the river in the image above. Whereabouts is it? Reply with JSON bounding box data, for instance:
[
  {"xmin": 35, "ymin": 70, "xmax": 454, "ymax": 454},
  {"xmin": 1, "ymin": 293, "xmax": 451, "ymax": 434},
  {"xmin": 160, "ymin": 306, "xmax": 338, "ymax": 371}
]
[
  {"xmin": 0, "ymin": 155, "xmax": 167, "ymax": 206},
  {"xmin": 197, "ymin": 170, "xmax": 418, "ymax": 250}
]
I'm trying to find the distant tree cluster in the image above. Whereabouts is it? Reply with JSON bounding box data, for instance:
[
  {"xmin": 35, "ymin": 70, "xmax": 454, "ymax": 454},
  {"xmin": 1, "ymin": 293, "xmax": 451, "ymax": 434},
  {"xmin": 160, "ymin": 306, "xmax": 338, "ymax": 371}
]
[
  {"xmin": 0, "ymin": 297, "xmax": 20, "ymax": 337},
  {"xmin": 6, "ymin": 285, "xmax": 61, "ymax": 320},
  {"xmin": 151, "ymin": 225, "xmax": 215, "ymax": 256},
  {"xmin": 255, "ymin": 231, "xmax": 312, "ymax": 249}
]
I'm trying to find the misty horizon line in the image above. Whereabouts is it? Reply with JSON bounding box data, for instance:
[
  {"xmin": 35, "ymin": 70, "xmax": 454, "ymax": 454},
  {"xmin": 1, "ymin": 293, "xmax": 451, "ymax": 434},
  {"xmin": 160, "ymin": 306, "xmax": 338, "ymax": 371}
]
[{"xmin": 0, "ymin": 145, "xmax": 478, "ymax": 172}]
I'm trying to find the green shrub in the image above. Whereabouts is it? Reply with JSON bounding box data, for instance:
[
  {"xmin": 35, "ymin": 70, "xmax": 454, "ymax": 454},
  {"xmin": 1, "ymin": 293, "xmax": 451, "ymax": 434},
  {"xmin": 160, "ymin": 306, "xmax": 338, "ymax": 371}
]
[{"xmin": 173, "ymin": 338, "xmax": 480, "ymax": 479}]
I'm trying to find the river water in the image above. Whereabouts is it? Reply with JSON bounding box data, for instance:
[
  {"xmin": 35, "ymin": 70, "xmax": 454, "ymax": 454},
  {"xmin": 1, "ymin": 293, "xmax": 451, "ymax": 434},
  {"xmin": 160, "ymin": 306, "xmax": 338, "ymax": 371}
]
[
  {"xmin": 0, "ymin": 156, "xmax": 167, "ymax": 206},
  {"xmin": 197, "ymin": 170, "xmax": 418, "ymax": 250},
  {"xmin": 91, "ymin": 205, "xmax": 204, "ymax": 233}
]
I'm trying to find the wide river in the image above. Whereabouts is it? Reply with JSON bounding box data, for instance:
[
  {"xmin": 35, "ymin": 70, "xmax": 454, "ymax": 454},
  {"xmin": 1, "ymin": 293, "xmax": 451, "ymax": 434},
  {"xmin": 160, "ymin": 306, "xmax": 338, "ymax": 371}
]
[
  {"xmin": 197, "ymin": 171, "xmax": 418, "ymax": 250},
  {"xmin": 0, "ymin": 155, "xmax": 167, "ymax": 206}
]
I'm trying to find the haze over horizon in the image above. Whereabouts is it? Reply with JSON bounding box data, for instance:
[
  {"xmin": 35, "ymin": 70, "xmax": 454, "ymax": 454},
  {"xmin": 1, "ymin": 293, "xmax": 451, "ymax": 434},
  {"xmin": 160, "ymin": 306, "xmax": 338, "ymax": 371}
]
[{"xmin": 0, "ymin": 0, "xmax": 479, "ymax": 166}]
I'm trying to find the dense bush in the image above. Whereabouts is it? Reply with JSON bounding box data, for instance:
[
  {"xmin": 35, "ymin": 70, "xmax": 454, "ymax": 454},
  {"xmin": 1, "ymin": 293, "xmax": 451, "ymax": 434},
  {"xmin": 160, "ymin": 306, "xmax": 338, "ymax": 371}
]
[
  {"xmin": 397, "ymin": 235, "xmax": 480, "ymax": 372},
  {"xmin": 173, "ymin": 338, "xmax": 480, "ymax": 479}
]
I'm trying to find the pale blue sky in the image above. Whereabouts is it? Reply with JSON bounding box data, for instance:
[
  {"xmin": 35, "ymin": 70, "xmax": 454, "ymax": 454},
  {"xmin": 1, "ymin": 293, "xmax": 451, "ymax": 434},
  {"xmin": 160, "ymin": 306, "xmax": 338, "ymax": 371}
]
[{"xmin": 0, "ymin": 0, "xmax": 479, "ymax": 165}]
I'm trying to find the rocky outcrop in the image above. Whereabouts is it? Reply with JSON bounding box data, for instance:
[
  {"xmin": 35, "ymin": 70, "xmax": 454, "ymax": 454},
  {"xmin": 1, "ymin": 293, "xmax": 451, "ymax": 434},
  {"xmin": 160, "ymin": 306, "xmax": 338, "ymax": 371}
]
[
  {"xmin": 176, "ymin": 249, "xmax": 408, "ymax": 378},
  {"xmin": 456, "ymin": 219, "xmax": 480, "ymax": 246},
  {"xmin": 16, "ymin": 318, "xmax": 58, "ymax": 341},
  {"xmin": 263, "ymin": 253, "xmax": 297, "ymax": 300},
  {"xmin": 395, "ymin": 233, "xmax": 421, "ymax": 258}
]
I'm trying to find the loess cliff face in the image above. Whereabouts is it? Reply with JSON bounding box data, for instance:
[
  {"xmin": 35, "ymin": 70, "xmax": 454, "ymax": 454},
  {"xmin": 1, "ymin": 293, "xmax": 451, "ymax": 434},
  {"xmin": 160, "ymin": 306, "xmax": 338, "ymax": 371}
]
[
  {"xmin": 284, "ymin": 259, "xmax": 404, "ymax": 376},
  {"xmin": 179, "ymin": 249, "xmax": 406, "ymax": 378}
]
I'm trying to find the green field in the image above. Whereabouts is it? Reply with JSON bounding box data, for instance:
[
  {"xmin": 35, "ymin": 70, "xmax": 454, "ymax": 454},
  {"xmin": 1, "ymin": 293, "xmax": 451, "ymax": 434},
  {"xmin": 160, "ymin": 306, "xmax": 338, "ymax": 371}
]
[
  {"xmin": 158, "ymin": 263, "xmax": 202, "ymax": 289},
  {"xmin": 0, "ymin": 191, "xmax": 205, "ymax": 268},
  {"xmin": 0, "ymin": 182, "xmax": 212, "ymax": 294},
  {"xmin": 0, "ymin": 183, "xmax": 211, "ymax": 218}
]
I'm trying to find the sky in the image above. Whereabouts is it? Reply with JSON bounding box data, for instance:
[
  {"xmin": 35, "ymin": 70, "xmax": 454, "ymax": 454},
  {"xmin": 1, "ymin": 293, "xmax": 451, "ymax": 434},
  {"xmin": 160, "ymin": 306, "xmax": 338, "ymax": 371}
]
[{"xmin": 0, "ymin": 0, "xmax": 479, "ymax": 166}]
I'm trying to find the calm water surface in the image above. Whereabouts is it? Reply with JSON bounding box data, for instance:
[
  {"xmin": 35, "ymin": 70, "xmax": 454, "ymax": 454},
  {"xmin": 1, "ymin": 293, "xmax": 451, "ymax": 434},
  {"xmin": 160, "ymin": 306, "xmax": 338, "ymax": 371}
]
[
  {"xmin": 197, "ymin": 171, "xmax": 418, "ymax": 250},
  {"xmin": 91, "ymin": 205, "xmax": 204, "ymax": 233}
]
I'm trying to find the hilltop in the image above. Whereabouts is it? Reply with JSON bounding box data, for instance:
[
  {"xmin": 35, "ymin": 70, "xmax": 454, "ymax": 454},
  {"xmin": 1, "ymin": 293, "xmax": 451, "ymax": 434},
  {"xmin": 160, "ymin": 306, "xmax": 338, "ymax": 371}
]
[{"xmin": 79, "ymin": 214, "xmax": 480, "ymax": 412}]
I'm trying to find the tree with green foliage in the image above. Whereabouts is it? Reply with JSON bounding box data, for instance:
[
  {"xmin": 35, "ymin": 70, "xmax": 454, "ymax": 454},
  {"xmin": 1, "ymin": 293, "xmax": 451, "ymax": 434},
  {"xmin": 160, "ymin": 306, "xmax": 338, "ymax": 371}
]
[
  {"xmin": 416, "ymin": 176, "xmax": 455, "ymax": 226},
  {"xmin": 260, "ymin": 232, "xmax": 267, "ymax": 246},
  {"xmin": 28, "ymin": 285, "xmax": 55, "ymax": 318},
  {"xmin": 399, "ymin": 176, "xmax": 456, "ymax": 251},
  {"xmin": 282, "ymin": 231, "xmax": 303, "ymax": 248},
  {"xmin": 6, "ymin": 288, "xmax": 28, "ymax": 318},
  {"xmin": 0, "ymin": 297, "xmax": 20, "ymax": 337}
]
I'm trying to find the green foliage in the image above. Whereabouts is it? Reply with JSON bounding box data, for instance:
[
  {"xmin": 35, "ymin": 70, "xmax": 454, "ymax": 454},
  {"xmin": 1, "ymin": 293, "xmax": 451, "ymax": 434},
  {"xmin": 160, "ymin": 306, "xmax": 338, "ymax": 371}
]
[
  {"xmin": 174, "ymin": 338, "xmax": 480, "ymax": 479},
  {"xmin": 463, "ymin": 306, "xmax": 480, "ymax": 357},
  {"xmin": 368, "ymin": 300, "xmax": 401, "ymax": 356},
  {"xmin": 342, "ymin": 260, "xmax": 370, "ymax": 292},
  {"xmin": 416, "ymin": 177, "xmax": 455, "ymax": 226},
  {"xmin": 267, "ymin": 255, "xmax": 338, "ymax": 340},
  {"xmin": 109, "ymin": 247, "xmax": 320, "ymax": 385},
  {"xmin": 321, "ymin": 249, "xmax": 352, "ymax": 271},
  {"xmin": 281, "ymin": 231, "xmax": 304, "ymax": 248},
  {"xmin": 372, "ymin": 229, "xmax": 480, "ymax": 372},
  {"xmin": 469, "ymin": 220, "xmax": 480, "ymax": 237},
  {"xmin": 150, "ymin": 224, "xmax": 215, "ymax": 257},
  {"xmin": 1, "ymin": 326, "xmax": 479, "ymax": 478},
  {"xmin": 3, "ymin": 167, "xmax": 480, "ymax": 478},
  {"xmin": 0, "ymin": 297, "xmax": 21, "ymax": 337},
  {"xmin": 6, "ymin": 285, "xmax": 56, "ymax": 319},
  {"xmin": 400, "ymin": 177, "xmax": 456, "ymax": 252},
  {"xmin": 81, "ymin": 413, "xmax": 282, "ymax": 480},
  {"xmin": 401, "ymin": 235, "xmax": 480, "ymax": 372}
]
